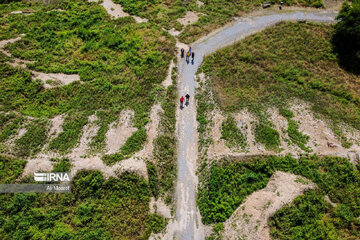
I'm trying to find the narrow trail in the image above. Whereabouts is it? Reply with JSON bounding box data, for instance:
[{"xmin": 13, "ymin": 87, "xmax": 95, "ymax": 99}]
[{"xmin": 169, "ymin": 10, "xmax": 337, "ymax": 240}]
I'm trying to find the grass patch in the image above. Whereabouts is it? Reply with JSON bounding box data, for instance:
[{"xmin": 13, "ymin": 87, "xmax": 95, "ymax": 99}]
[
  {"xmin": 48, "ymin": 111, "xmax": 89, "ymax": 153},
  {"xmin": 254, "ymin": 123, "xmax": 280, "ymax": 150},
  {"xmin": 0, "ymin": 170, "xmax": 164, "ymax": 239},
  {"xmin": 199, "ymin": 155, "xmax": 360, "ymax": 239},
  {"xmin": 0, "ymin": 154, "xmax": 26, "ymax": 184},
  {"xmin": 201, "ymin": 22, "xmax": 360, "ymax": 144},
  {"xmin": 0, "ymin": 0, "xmax": 175, "ymax": 155},
  {"xmin": 14, "ymin": 118, "xmax": 49, "ymax": 157},
  {"xmin": 53, "ymin": 158, "xmax": 72, "ymax": 172},
  {"xmin": 221, "ymin": 115, "xmax": 246, "ymax": 151}
]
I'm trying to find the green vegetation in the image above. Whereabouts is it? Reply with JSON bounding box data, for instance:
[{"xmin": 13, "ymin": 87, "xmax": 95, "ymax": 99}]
[
  {"xmin": 333, "ymin": 0, "xmax": 360, "ymax": 74},
  {"xmin": 199, "ymin": 155, "xmax": 360, "ymax": 239},
  {"xmin": 279, "ymin": 108, "xmax": 311, "ymax": 151},
  {"xmin": 0, "ymin": 162, "xmax": 165, "ymax": 239},
  {"xmin": 14, "ymin": 118, "xmax": 49, "ymax": 157},
  {"xmin": 0, "ymin": 155, "xmax": 26, "ymax": 183},
  {"xmin": 221, "ymin": 115, "xmax": 246, "ymax": 151},
  {"xmin": 0, "ymin": 112, "xmax": 24, "ymax": 143},
  {"xmin": 201, "ymin": 22, "xmax": 360, "ymax": 145},
  {"xmin": 254, "ymin": 123, "xmax": 280, "ymax": 150},
  {"xmin": 49, "ymin": 111, "xmax": 89, "ymax": 153},
  {"xmin": 101, "ymin": 128, "xmax": 146, "ymax": 166},
  {"xmin": 196, "ymin": 73, "xmax": 214, "ymax": 156},
  {"xmin": 152, "ymin": 82, "xmax": 177, "ymax": 199},
  {"xmin": 0, "ymin": 0, "xmax": 175, "ymax": 156},
  {"xmin": 53, "ymin": 158, "xmax": 72, "ymax": 172}
]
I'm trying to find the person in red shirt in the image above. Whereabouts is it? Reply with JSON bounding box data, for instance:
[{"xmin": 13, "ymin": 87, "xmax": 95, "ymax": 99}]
[{"xmin": 180, "ymin": 96, "xmax": 185, "ymax": 108}]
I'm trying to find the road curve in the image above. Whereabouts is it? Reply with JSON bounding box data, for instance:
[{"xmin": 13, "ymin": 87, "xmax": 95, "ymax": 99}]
[{"xmin": 170, "ymin": 10, "xmax": 337, "ymax": 240}]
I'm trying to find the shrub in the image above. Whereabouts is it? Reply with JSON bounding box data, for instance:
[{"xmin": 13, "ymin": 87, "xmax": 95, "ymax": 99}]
[
  {"xmin": 221, "ymin": 115, "xmax": 247, "ymax": 151},
  {"xmin": 255, "ymin": 123, "xmax": 280, "ymax": 150}
]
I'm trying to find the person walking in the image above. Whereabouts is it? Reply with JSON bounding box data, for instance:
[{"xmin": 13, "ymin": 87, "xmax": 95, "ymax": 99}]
[
  {"xmin": 180, "ymin": 96, "xmax": 185, "ymax": 108},
  {"xmin": 185, "ymin": 94, "xmax": 190, "ymax": 105},
  {"xmin": 189, "ymin": 46, "xmax": 192, "ymax": 54},
  {"xmin": 191, "ymin": 52, "xmax": 195, "ymax": 64},
  {"xmin": 181, "ymin": 48, "xmax": 184, "ymax": 58},
  {"xmin": 186, "ymin": 51, "xmax": 190, "ymax": 64}
]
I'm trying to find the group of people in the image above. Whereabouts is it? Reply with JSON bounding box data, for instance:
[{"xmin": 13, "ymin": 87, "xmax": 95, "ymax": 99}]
[
  {"xmin": 181, "ymin": 47, "xmax": 195, "ymax": 64},
  {"xmin": 180, "ymin": 94, "xmax": 190, "ymax": 108}
]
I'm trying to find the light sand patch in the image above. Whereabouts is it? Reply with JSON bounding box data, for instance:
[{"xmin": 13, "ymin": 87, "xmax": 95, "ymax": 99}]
[
  {"xmin": 223, "ymin": 171, "xmax": 315, "ymax": 240},
  {"xmin": 21, "ymin": 153, "xmax": 54, "ymax": 178},
  {"xmin": 163, "ymin": 60, "xmax": 175, "ymax": 88},
  {"xmin": 100, "ymin": 0, "xmax": 129, "ymax": 18},
  {"xmin": 32, "ymin": 71, "xmax": 81, "ymax": 88},
  {"xmin": 89, "ymin": 0, "xmax": 148, "ymax": 23},
  {"xmin": 141, "ymin": 104, "xmax": 163, "ymax": 158},
  {"xmin": 290, "ymin": 100, "xmax": 360, "ymax": 157},
  {"xmin": 0, "ymin": 36, "xmax": 23, "ymax": 49},
  {"xmin": 112, "ymin": 156, "xmax": 148, "ymax": 179},
  {"xmin": 197, "ymin": 0, "xmax": 204, "ymax": 7},
  {"xmin": 105, "ymin": 110, "xmax": 137, "ymax": 154},
  {"xmin": 177, "ymin": 11, "xmax": 199, "ymax": 27},
  {"xmin": 133, "ymin": 15, "xmax": 148, "ymax": 23},
  {"xmin": 150, "ymin": 197, "xmax": 172, "ymax": 218},
  {"xmin": 168, "ymin": 28, "xmax": 181, "ymax": 37}
]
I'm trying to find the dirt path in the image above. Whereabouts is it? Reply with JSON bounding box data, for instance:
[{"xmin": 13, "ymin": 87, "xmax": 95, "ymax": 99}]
[{"xmin": 167, "ymin": 9, "xmax": 338, "ymax": 240}]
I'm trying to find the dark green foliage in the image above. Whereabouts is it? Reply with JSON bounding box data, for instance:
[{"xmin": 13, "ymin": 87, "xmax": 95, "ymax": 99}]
[
  {"xmin": 288, "ymin": 119, "xmax": 311, "ymax": 152},
  {"xmin": 332, "ymin": 0, "xmax": 360, "ymax": 74},
  {"xmin": 0, "ymin": 155, "xmax": 26, "ymax": 184},
  {"xmin": 147, "ymin": 161, "xmax": 159, "ymax": 198},
  {"xmin": 14, "ymin": 118, "xmax": 49, "ymax": 157},
  {"xmin": 53, "ymin": 158, "xmax": 72, "ymax": 172},
  {"xmin": 198, "ymin": 159, "xmax": 272, "ymax": 224},
  {"xmin": 270, "ymin": 190, "xmax": 337, "ymax": 240},
  {"xmin": 145, "ymin": 214, "xmax": 166, "ymax": 234},
  {"xmin": 279, "ymin": 108, "xmax": 294, "ymax": 118},
  {"xmin": 199, "ymin": 155, "xmax": 360, "ymax": 238},
  {"xmin": 0, "ymin": 113, "xmax": 24, "ymax": 142},
  {"xmin": 0, "ymin": 170, "xmax": 158, "ymax": 239},
  {"xmin": 101, "ymin": 152, "xmax": 125, "ymax": 166},
  {"xmin": 221, "ymin": 115, "xmax": 247, "ymax": 151},
  {"xmin": 255, "ymin": 123, "xmax": 280, "ymax": 150},
  {"xmin": 121, "ymin": 128, "xmax": 147, "ymax": 155},
  {"xmin": 49, "ymin": 111, "xmax": 89, "ymax": 153},
  {"xmin": 153, "ymin": 85, "xmax": 177, "ymax": 196}
]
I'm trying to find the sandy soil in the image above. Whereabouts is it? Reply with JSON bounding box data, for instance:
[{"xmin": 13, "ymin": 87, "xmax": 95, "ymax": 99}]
[
  {"xmin": 223, "ymin": 171, "xmax": 315, "ymax": 240},
  {"xmin": 177, "ymin": 11, "xmax": 199, "ymax": 27},
  {"xmin": 168, "ymin": 28, "xmax": 181, "ymax": 37},
  {"xmin": 89, "ymin": 0, "xmax": 148, "ymax": 23},
  {"xmin": 206, "ymin": 101, "xmax": 360, "ymax": 160},
  {"xmin": 105, "ymin": 110, "xmax": 137, "ymax": 154},
  {"xmin": 197, "ymin": 0, "xmax": 204, "ymax": 7},
  {"xmin": 149, "ymin": 197, "xmax": 172, "ymax": 218}
]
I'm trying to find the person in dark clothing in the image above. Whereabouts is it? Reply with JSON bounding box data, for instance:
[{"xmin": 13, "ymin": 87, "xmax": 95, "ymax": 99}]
[
  {"xmin": 185, "ymin": 94, "xmax": 190, "ymax": 102},
  {"xmin": 181, "ymin": 48, "xmax": 185, "ymax": 58},
  {"xmin": 191, "ymin": 52, "xmax": 195, "ymax": 64}
]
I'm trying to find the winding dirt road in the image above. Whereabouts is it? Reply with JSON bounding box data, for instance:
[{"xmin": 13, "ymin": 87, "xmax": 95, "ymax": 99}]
[{"xmin": 167, "ymin": 9, "xmax": 338, "ymax": 240}]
